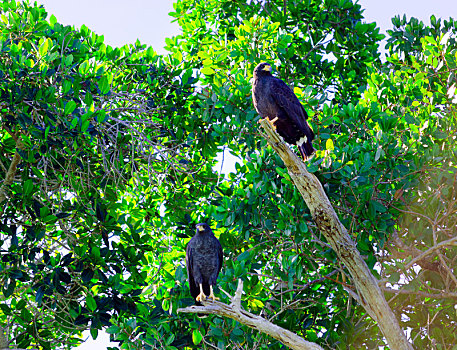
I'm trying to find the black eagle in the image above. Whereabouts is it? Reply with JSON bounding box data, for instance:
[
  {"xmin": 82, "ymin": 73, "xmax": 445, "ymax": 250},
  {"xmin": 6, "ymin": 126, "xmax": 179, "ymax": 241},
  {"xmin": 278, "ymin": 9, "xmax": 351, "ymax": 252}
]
[
  {"xmin": 186, "ymin": 223, "xmax": 223, "ymax": 306},
  {"xmin": 252, "ymin": 62, "xmax": 315, "ymax": 160}
]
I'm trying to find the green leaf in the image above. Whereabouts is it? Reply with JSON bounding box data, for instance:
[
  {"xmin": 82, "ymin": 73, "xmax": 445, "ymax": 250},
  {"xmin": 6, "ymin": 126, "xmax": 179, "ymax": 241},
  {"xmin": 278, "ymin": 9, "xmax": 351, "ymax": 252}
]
[
  {"xmin": 404, "ymin": 114, "xmax": 417, "ymax": 124},
  {"xmin": 42, "ymin": 215, "xmax": 58, "ymax": 224},
  {"xmin": 90, "ymin": 327, "xmax": 98, "ymax": 340},
  {"xmin": 388, "ymin": 272, "xmax": 400, "ymax": 283},
  {"xmin": 79, "ymin": 60, "xmax": 90, "ymax": 75},
  {"xmin": 16, "ymin": 299, "xmax": 27, "ymax": 309},
  {"xmin": 63, "ymin": 80, "xmax": 72, "ymax": 94},
  {"xmin": 433, "ymin": 130, "xmax": 447, "ymax": 140},
  {"xmin": 192, "ymin": 329, "xmax": 203, "ymax": 345},
  {"xmin": 326, "ymin": 138, "xmax": 334, "ymax": 151},
  {"xmin": 23, "ymin": 179, "xmax": 33, "ymax": 196},
  {"xmin": 119, "ymin": 282, "xmax": 133, "ymax": 294},
  {"xmin": 201, "ymin": 66, "xmax": 215, "ymax": 75},
  {"xmin": 4, "ymin": 280, "xmax": 16, "ymax": 298},
  {"xmin": 49, "ymin": 14, "xmax": 57, "ymax": 26},
  {"xmin": 237, "ymin": 250, "xmax": 250, "ymax": 261},
  {"xmin": 86, "ymin": 294, "xmax": 97, "ymax": 311},
  {"xmin": 99, "ymin": 76, "xmax": 110, "ymax": 95},
  {"xmin": 39, "ymin": 38, "xmax": 51, "ymax": 56},
  {"xmin": 82, "ymin": 120, "xmax": 90, "ymax": 132},
  {"xmin": 71, "ymin": 117, "xmax": 78, "ymax": 129},
  {"xmin": 64, "ymin": 101, "xmax": 77, "ymax": 115},
  {"xmin": 106, "ymin": 325, "xmax": 120, "ymax": 334},
  {"xmin": 166, "ymin": 334, "xmax": 175, "ymax": 345},
  {"xmin": 65, "ymin": 54, "xmax": 74, "ymax": 66},
  {"xmin": 0, "ymin": 303, "xmax": 11, "ymax": 315},
  {"xmin": 371, "ymin": 200, "xmax": 387, "ymax": 213}
]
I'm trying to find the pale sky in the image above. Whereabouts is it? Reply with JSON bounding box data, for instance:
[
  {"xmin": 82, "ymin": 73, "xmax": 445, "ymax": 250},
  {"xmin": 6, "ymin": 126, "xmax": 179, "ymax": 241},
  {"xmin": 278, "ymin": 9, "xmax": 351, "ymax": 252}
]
[
  {"xmin": 36, "ymin": 0, "xmax": 180, "ymax": 53},
  {"xmin": 32, "ymin": 0, "xmax": 455, "ymax": 348}
]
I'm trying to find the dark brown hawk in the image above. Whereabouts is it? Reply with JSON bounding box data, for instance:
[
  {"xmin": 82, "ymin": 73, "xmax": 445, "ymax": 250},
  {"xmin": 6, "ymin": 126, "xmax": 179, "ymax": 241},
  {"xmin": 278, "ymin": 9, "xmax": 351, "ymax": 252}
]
[
  {"xmin": 252, "ymin": 62, "xmax": 315, "ymax": 160},
  {"xmin": 186, "ymin": 223, "xmax": 223, "ymax": 306}
]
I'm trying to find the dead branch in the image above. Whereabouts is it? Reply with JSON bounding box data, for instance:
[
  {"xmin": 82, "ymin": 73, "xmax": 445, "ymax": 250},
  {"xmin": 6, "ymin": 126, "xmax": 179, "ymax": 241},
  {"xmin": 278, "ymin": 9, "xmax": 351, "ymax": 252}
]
[
  {"xmin": 178, "ymin": 279, "xmax": 323, "ymax": 350},
  {"xmin": 259, "ymin": 118, "xmax": 413, "ymax": 350}
]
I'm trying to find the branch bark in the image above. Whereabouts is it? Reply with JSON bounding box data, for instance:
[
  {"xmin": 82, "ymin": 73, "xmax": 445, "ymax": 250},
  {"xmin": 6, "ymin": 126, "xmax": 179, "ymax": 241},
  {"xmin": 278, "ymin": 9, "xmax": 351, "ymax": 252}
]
[
  {"xmin": 0, "ymin": 327, "xmax": 7, "ymax": 349},
  {"xmin": 178, "ymin": 279, "xmax": 323, "ymax": 350},
  {"xmin": 0, "ymin": 137, "xmax": 24, "ymax": 205},
  {"xmin": 259, "ymin": 118, "xmax": 413, "ymax": 350}
]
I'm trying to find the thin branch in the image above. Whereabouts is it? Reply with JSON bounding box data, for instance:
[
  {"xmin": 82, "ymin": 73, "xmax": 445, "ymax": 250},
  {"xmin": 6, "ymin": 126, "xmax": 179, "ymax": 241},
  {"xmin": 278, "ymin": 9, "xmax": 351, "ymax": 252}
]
[
  {"xmin": 388, "ymin": 230, "xmax": 442, "ymax": 273},
  {"xmin": 0, "ymin": 137, "xmax": 24, "ymax": 205},
  {"xmin": 381, "ymin": 287, "xmax": 457, "ymax": 299},
  {"xmin": 403, "ymin": 234, "xmax": 457, "ymax": 272}
]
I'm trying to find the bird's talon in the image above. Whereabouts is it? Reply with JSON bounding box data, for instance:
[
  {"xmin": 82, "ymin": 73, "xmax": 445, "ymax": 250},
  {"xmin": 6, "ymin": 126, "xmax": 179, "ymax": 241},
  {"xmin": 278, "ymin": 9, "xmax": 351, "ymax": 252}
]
[
  {"xmin": 209, "ymin": 294, "xmax": 219, "ymax": 301},
  {"xmin": 208, "ymin": 285, "xmax": 218, "ymax": 302},
  {"xmin": 196, "ymin": 292, "xmax": 207, "ymax": 302}
]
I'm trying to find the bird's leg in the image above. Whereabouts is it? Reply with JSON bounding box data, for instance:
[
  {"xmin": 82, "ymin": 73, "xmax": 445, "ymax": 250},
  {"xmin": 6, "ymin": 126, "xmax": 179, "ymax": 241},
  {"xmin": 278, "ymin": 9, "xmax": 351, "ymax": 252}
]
[
  {"xmin": 262, "ymin": 117, "xmax": 278, "ymax": 130},
  {"xmin": 269, "ymin": 117, "xmax": 278, "ymax": 130},
  {"xmin": 208, "ymin": 285, "xmax": 219, "ymax": 301},
  {"xmin": 196, "ymin": 283, "xmax": 207, "ymax": 302}
]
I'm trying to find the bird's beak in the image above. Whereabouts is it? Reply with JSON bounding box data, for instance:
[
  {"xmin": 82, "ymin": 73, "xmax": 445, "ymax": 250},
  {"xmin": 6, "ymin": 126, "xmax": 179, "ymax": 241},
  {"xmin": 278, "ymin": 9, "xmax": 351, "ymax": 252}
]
[
  {"xmin": 262, "ymin": 65, "xmax": 272, "ymax": 72},
  {"xmin": 197, "ymin": 225, "xmax": 205, "ymax": 232}
]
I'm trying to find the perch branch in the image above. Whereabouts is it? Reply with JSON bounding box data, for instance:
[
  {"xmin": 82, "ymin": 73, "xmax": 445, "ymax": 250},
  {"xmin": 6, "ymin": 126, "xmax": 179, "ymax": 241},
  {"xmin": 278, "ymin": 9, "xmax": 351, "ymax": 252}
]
[
  {"xmin": 178, "ymin": 279, "xmax": 323, "ymax": 350},
  {"xmin": 259, "ymin": 118, "xmax": 413, "ymax": 350}
]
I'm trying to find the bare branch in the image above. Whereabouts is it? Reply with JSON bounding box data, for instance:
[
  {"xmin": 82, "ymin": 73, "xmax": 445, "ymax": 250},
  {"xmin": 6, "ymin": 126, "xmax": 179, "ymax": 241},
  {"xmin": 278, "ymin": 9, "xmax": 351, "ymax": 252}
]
[
  {"xmin": 381, "ymin": 287, "xmax": 457, "ymax": 299},
  {"xmin": 388, "ymin": 230, "xmax": 443, "ymax": 273},
  {"xmin": 403, "ymin": 234, "xmax": 457, "ymax": 272},
  {"xmin": 178, "ymin": 279, "xmax": 323, "ymax": 350}
]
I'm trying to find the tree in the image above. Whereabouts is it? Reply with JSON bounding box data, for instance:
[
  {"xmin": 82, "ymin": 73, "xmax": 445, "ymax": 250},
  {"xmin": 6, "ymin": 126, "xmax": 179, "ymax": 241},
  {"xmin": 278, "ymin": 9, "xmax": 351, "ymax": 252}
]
[
  {"xmin": 1, "ymin": 0, "xmax": 456, "ymax": 349},
  {"xmin": 0, "ymin": 1, "xmax": 198, "ymax": 348}
]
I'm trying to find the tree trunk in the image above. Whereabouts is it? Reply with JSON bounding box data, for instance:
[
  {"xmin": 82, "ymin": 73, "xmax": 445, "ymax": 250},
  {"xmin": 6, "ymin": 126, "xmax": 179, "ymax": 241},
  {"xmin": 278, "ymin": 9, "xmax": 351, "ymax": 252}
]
[{"xmin": 259, "ymin": 118, "xmax": 413, "ymax": 350}]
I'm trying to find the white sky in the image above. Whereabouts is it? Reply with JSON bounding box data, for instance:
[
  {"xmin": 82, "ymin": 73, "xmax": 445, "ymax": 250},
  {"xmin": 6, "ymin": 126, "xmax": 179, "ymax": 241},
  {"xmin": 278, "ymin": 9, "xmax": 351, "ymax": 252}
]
[
  {"xmin": 32, "ymin": 0, "xmax": 455, "ymax": 348},
  {"xmin": 36, "ymin": 0, "xmax": 180, "ymax": 53}
]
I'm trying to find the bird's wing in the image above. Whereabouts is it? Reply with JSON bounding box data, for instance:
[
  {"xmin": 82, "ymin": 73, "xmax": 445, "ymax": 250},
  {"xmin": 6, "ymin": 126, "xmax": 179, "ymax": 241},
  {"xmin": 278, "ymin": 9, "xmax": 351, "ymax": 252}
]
[
  {"xmin": 270, "ymin": 77, "xmax": 309, "ymax": 131},
  {"xmin": 186, "ymin": 241, "xmax": 200, "ymax": 300},
  {"xmin": 216, "ymin": 238, "xmax": 223, "ymax": 274},
  {"xmin": 186, "ymin": 242, "xmax": 193, "ymax": 278}
]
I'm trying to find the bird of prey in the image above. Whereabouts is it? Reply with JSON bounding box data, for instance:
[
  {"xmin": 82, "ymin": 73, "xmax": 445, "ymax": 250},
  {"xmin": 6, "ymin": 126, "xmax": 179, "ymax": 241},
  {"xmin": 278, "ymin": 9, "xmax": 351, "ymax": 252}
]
[
  {"xmin": 186, "ymin": 223, "xmax": 223, "ymax": 306},
  {"xmin": 252, "ymin": 62, "xmax": 316, "ymax": 160}
]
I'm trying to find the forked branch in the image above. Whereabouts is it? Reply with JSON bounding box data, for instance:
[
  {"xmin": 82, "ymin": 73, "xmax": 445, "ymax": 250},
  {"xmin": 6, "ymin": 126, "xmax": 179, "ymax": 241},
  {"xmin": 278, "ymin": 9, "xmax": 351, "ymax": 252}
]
[{"xmin": 178, "ymin": 279, "xmax": 323, "ymax": 350}]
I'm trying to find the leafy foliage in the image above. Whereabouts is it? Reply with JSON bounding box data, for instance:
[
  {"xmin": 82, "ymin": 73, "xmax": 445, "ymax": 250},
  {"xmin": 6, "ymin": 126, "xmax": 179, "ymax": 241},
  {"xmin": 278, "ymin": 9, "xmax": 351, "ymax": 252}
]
[
  {"xmin": 0, "ymin": 0, "xmax": 456, "ymax": 349},
  {"xmin": 0, "ymin": 1, "xmax": 198, "ymax": 348}
]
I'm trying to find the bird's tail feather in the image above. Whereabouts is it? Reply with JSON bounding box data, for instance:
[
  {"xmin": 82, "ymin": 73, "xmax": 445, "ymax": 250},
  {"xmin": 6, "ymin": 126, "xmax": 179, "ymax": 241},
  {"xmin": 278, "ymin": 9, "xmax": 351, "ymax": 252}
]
[
  {"xmin": 194, "ymin": 300, "xmax": 207, "ymax": 318},
  {"xmin": 298, "ymin": 142, "xmax": 316, "ymax": 161}
]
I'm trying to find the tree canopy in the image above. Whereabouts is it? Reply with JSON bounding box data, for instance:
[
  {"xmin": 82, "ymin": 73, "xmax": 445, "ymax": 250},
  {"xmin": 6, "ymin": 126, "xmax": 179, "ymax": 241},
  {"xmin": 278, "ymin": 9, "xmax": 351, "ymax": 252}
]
[{"xmin": 0, "ymin": 0, "xmax": 456, "ymax": 349}]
